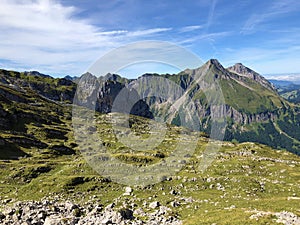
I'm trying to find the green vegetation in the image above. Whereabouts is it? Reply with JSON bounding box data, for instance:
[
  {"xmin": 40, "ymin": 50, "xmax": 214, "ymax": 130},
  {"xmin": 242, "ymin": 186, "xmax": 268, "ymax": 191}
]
[{"xmin": 0, "ymin": 65, "xmax": 300, "ymax": 224}]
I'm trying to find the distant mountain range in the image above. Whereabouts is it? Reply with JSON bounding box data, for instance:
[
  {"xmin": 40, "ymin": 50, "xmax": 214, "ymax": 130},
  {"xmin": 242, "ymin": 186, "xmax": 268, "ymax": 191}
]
[
  {"xmin": 1, "ymin": 60, "xmax": 300, "ymax": 155},
  {"xmin": 269, "ymin": 79, "xmax": 295, "ymax": 87},
  {"xmin": 268, "ymin": 79, "xmax": 300, "ymax": 104}
]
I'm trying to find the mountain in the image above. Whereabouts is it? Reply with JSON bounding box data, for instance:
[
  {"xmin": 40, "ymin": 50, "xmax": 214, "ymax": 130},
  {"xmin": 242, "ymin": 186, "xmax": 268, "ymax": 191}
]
[
  {"xmin": 0, "ymin": 69, "xmax": 76, "ymax": 103},
  {"xmin": 0, "ymin": 64, "xmax": 300, "ymax": 225},
  {"xmin": 64, "ymin": 75, "xmax": 80, "ymax": 84},
  {"xmin": 74, "ymin": 59, "xmax": 300, "ymax": 154},
  {"xmin": 269, "ymin": 79, "xmax": 295, "ymax": 88},
  {"xmin": 1, "ymin": 60, "xmax": 300, "ymax": 154},
  {"xmin": 269, "ymin": 79, "xmax": 300, "ymax": 104},
  {"xmin": 227, "ymin": 63, "xmax": 275, "ymax": 91}
]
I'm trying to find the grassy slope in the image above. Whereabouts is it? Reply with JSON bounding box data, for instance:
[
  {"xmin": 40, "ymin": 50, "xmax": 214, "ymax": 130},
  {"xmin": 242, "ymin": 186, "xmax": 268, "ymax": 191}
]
[
  {"xmin": 0, "ymin": 87, "xmax": 299, "ymax": 224},
  {"xmin": 0, "ymin": 69, "xmax": 299, "ymax": 224}
]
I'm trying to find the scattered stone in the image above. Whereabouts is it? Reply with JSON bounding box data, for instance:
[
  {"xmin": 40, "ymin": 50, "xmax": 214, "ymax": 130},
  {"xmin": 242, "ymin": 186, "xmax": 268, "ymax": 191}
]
[
  {"xmin": 0, "ymin": 212, "xmax": 5, "ymax": 220},
  {"xmin": 169, "ymin": 190, "xmax": 177, "ymax": 195},
  {"xmin": 0, "ymin": 199, "xmax": 182, "ymax": 225},
  {"xmin": 119, "ymin": 208, "xmax": 134, "ymax": 220},
  {"xmin": 149, "ymin": 201, "xmax": 160, "ymax": 209},
  {"xmin": 170, "ymin": 201, "xmax": 180, "ymax": 207},
  {"xmin": 249, "ymin": 210, "xmax": 300, "ymax": 225},
  {"xmin": 124, "ymin": 186, "xmax": 132, "ymax": 195}
]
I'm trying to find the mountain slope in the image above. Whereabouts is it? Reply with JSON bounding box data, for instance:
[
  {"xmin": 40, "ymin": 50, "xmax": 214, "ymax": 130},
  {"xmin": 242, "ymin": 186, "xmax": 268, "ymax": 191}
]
[
  {"xmin": 0, "ymin": 83, "xmax": 74, "ymax": 160},
  {"xmin": 1, "ymin": 61, "xmax": 300, "ymax": 154},
  {"xmin": 0, "ymin": 69, "xmax": 76, "ymax": 103},
  {"xmin": 74, "ymin": 59, "xmax": 300, "ymax": 154},
  {"xmin": 165, "ymin": 60, "xmax": 300, "ymax": 154},
  {"xmin": 0, "ymin": 66, "xmax": 299, "ymax": 225}
]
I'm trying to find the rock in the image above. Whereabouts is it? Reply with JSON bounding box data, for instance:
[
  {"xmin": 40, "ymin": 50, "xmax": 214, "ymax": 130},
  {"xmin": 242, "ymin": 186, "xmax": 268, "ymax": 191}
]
[
  {"xmin": 149, "ymin": 201, "xmax": 160, "ymax": 209},
  {"xmin": 124, "ymin": 186, "xmax": 132, "ymax": 195},
  {"xmin": 170, "ymin": 201, "xmax": 180, "ymax": 207},
  {"xmin": 105, "ymin": 202, "xmax": 115, "ymax": 209},
  {"xmin": 44, "ymin": 216, "xmax": 62, "ymax": 225},
  {"xmin": 119, "ymin": 208, "xmax": 134, "ymax": 220},
  {"xmin": 37, "ymin": 210, "xmax": 47, "ymax": 220},
  {"xmin": 100, "ymin": 217, "xmax": 112, "ymax": 224},
  {"xmin": 3, "ymin": 198, "xmax": 12, "ymax": 204},
  {"xmin": 1, "ymin": 198, "xmax": 182, "ymax": 225},
  {"xmin": 0, "ymin": 212, "xmax": 5, "ymax": 220},
  {"xmin": 169, "ymin": 189, "xmax": 178, "ymax": 195},
  {"xmin": 134, "ymin": 208, "xmax": 146, "ymax": 217},
  {"xmin": 65, "ymin": 201, "xmax": 79, "ymax": 211}
]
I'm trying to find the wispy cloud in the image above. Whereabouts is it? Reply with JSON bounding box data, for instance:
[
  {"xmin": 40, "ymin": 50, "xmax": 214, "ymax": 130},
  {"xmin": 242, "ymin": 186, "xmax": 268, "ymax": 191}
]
[
  {"xmin": 0, "ymin": 0, "xmax": 173, "ymax": 75},
  {"xmin": 241, "ymin": 0, "xmax": 300, "ymax": 34},
  {"xmin": 206, "ymin": 0, "xmax": 217, "ymax": 30},
  {"xmin": 178, "ymin": 31, "xmax": 232, "ymax": 45},
  {"xmin": 126, "ymin": 28, "xmax": 172, "ymax": 37},
  {"xmin": 179, "ymin": 25, "xmax": 203, "ymax": 33}
]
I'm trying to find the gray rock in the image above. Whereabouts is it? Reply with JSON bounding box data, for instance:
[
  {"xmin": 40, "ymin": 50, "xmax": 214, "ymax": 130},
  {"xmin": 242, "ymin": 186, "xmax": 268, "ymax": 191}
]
[
  {"xmin": 149, "ymin": 201, "xmax": 160, "ymax": 209},
  {"xmin": 44, "ymin": 216, "xmax": 62, "ymax": 225}
]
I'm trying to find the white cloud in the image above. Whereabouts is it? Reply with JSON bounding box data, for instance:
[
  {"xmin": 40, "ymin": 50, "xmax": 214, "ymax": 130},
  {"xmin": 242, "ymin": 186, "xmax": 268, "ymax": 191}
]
[
  {"xmin": 206, "ymin": 0, "xmax": 217, "ymax": 29},
  {"xmin": 179, "ymin": 25, "xmax": 203, "ymax": 33},
  {"xmin": 178, "ymin": 31, "xmax": 232, "ymax": 45},
  {"xmin": 241, "ymin": 0, "xmax": 300, "ymax": 34},
  {"xmin": 265, "ymin": 74, "xmax": 300, "ymax": 82},
  {"xmin": 0, "ymin": 0, "xmax": 172, "ymax": 76},
  {"xmin": 126, "ymin": 28, "xmax": 172, "ymax": 37}
]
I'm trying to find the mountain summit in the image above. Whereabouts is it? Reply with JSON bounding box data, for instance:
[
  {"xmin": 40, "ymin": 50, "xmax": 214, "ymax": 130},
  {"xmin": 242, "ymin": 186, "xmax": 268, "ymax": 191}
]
[{"xmin": 227, "ymin": 63, "xmax": 275, "ymax": 91}]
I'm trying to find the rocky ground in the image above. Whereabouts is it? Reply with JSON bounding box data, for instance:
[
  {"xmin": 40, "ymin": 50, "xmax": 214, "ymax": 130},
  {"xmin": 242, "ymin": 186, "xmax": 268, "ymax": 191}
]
[
  {"xmin": 0, "ymin": 197, "xmax": 182, "ymax": 225},
  {"xmin": 2, "ymin": 197, "xmax": 300, "ymax": 225}
]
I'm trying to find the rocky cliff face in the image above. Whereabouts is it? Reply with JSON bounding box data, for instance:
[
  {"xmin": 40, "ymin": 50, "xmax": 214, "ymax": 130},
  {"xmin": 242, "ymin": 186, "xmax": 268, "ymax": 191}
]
[
  {"xmin": 74, "ymin": 59, "xmax": 287, "ymax": 127},
  {"xmin": 159, "ymin": 60, "xmax": 282, "ymax": 125},
  {"xmin": 74, "ymin": 73, "xmax": 153, "ymax": 118}
]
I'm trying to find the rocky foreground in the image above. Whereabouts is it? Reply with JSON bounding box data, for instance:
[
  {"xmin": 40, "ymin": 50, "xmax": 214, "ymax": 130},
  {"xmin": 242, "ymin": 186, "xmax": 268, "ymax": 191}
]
[
  {"xmin": 0, "ymin": 198, "xmax": 182, "ymax": 225},
  {"xmin": 1, "ymin": 197, "xmax": 300, "ymax": 225}
]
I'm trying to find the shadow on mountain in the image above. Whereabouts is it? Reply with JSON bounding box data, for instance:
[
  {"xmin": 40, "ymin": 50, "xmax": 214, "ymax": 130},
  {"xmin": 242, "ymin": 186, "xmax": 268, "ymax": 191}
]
[{"xmin": 0, "ymin": 139, "xmax": 29, "ymax": 160}]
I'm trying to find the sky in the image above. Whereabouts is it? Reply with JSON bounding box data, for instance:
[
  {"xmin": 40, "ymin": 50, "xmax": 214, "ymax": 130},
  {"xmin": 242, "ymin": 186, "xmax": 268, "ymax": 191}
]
[{"xmin": 0, "ymin": 0, "xmax": 300, "ymax": 81}]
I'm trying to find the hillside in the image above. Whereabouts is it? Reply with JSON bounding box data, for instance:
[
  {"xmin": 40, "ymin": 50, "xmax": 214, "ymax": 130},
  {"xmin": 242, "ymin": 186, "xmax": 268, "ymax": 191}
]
[
  {"xmin": 74, "ymin": 59, "xmax": 300, "ymax": 154},
  {"xmin": 0, "ymin": 75, "xmax": 300, "ymax": 224},
  {"xmin": 0, "ymin": 69, "xmax": 76, "ymax": 103}
]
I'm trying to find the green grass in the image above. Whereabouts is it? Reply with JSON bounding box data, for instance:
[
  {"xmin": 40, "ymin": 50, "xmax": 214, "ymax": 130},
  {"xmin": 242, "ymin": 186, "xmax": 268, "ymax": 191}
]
[
  {"xmin": 1, "ymin": 112, "xmax": 299, "ymax": 224},
  {"xmin": 0, "ymin": 68, "xmax": 300, "ymax": 224}
]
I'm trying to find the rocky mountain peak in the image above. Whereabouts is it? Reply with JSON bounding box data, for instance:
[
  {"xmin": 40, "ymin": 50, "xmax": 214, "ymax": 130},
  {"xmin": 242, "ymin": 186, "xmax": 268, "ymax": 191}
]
[
  {"xmin": 228, "ymin": 63, "xmax": 257, "ymax": 77},
  {"xmin": 227, "ymin": 63, "xmax": 275, "ymax": 91},
  {"xmin": 203, "ymin": 59, "xmax": 231, "ymax": 79},
  {"xmin": 206, "ymin": 59, "xmax": 224, "ymax": 70}
]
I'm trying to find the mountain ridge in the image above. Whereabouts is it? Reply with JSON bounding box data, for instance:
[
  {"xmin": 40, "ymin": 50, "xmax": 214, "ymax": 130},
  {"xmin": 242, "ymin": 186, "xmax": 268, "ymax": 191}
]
[
  {"xmin": 1, "ymin": 59, "xmax": 300, "ymax": 154},
  {"xmin": 73, "ymin": 59, "xmax": 300, "ymax": 154}
]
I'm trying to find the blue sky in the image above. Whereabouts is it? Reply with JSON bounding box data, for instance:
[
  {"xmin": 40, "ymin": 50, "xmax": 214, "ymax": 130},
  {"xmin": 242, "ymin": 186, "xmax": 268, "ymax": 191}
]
[{"xmin": 0, "ymin": 0, "xmax": 300, "ymax": 81}]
